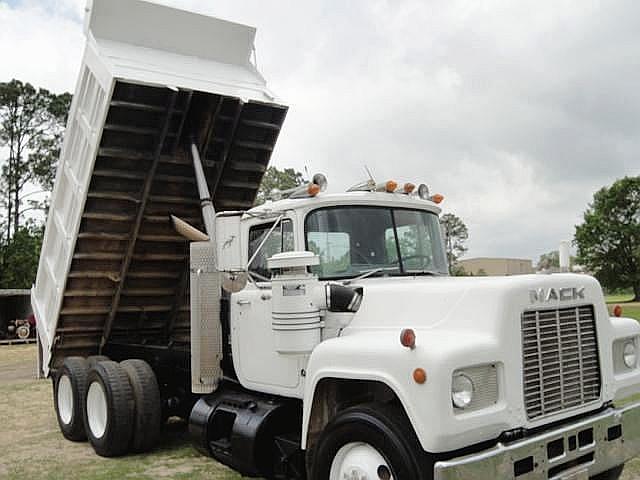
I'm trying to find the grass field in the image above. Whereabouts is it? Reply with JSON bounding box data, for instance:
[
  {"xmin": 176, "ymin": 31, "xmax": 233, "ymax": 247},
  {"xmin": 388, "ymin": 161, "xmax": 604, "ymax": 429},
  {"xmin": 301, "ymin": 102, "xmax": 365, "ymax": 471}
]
[
  {"xmin": 606, "ymin": 293, "xmax": 637, "ymax": 303},
  {"xmin": 2, "ymin": 296, "xmax": 640, "ymax": 479}
]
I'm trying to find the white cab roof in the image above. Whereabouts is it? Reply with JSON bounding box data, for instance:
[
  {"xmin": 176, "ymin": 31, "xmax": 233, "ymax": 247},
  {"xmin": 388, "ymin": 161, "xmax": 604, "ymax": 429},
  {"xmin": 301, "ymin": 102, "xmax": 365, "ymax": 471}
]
[{"xmin": 247, "ymin": 191, "xmax": 443, "ymax": 217}]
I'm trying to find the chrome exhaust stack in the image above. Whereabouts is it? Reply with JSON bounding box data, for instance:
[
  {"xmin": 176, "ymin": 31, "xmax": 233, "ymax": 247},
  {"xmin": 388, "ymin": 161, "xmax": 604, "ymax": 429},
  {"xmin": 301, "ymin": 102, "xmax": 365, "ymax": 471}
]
[{"xmin": 188, "ymin": 141, "xmax": 223, "ymax": 394}]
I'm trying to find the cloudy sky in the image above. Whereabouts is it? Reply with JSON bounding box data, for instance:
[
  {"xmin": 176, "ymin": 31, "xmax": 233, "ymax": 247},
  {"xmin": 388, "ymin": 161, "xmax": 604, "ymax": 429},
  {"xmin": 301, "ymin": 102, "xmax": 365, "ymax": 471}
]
[{"xmin": 1, "ymin": 0, "xmax": 638, "ymax": 260}]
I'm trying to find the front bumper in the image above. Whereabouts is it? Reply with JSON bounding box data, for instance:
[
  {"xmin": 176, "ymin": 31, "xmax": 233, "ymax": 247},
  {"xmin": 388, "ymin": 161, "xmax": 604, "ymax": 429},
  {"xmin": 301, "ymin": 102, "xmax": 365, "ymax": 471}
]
[{"xmin": 434, "ymin": 402, "xmax": 640, "ymax": 479}]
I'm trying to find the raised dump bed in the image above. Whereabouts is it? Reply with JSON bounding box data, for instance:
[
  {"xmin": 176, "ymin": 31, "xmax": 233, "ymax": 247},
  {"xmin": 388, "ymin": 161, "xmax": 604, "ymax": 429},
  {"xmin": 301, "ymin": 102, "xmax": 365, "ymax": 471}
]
[{"xmin": 32, "ymin": 0, "xmax": 287, "ymax": 375}]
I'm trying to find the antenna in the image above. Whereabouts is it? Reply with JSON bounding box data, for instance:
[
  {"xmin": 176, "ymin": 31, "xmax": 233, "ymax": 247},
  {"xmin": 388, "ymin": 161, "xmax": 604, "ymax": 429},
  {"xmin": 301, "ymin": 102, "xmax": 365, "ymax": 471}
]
[
  {"xmin": 364, "ymin": 165, "xmax": 375, "ymax": 183},
  {"xmin": 347, "ymin": 166, "xmax": 377, "ymax": 192}
]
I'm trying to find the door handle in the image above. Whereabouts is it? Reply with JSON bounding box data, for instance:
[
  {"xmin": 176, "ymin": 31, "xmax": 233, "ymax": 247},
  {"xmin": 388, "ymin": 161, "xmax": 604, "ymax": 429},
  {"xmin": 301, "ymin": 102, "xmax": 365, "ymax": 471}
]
[{"xmin": 236, "ymin": 299, "xmax": 251, "ymax": 305}]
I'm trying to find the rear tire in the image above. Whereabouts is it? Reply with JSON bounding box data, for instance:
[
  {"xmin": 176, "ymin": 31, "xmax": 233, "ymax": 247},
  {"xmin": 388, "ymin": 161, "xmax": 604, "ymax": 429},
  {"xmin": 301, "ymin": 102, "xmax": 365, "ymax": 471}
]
[
  {"xmin": 309, "ymin": 403, "xmax": 427, "ymax": 480},
  {"xmin": 84, "ymin": 361, "xmax": 134, "ymax": 457},
  {"xmin": 86, "ymin": 355, "xmax": 110, "ymax": 368},
  {"xmin": 53, "ymin": 357, "xmax": 89, "ymax": 441},
  {"xmin": 120, "ymin": 359, "xmax": 162, "ymax": 452}
]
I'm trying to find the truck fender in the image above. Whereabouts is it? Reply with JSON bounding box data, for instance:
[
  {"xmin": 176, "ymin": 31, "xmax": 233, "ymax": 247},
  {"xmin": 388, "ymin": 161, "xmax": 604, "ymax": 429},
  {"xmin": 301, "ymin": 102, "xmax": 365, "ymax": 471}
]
[{"xmin": 301, "ymin": 333, "xmax": 422, "ymax": 451}]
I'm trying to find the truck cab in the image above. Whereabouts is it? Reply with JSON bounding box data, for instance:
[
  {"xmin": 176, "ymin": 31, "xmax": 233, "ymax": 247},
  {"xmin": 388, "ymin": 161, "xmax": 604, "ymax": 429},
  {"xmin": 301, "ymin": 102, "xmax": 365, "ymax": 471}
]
[{"xmin": 226, "ymin": 188, "xmax": 447, "ymax": 399}]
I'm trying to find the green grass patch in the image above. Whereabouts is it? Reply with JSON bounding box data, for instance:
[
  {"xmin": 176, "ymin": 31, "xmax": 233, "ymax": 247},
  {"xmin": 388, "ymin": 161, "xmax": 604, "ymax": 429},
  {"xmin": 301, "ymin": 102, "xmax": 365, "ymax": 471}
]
[
  {"xmin": 621, "ymin": 305, "xmax": 640, "ymax": 321},
  {"xmin": 606, "ymin": 293, "xmax": 637, "ymax": 303}
]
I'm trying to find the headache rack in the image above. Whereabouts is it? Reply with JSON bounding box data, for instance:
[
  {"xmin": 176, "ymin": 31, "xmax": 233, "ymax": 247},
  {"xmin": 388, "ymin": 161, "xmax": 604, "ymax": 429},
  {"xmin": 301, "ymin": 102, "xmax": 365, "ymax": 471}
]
[{"xmin": 31, "ymin": 0, "xmax": 287, "ymax": 375}]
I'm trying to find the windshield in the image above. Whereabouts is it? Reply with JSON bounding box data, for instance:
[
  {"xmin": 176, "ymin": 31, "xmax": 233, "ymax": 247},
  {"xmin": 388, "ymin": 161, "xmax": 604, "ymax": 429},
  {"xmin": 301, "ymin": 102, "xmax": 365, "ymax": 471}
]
[{"xmin": 305, "ymin": 206, "xmax": 448, "ymax": 279}]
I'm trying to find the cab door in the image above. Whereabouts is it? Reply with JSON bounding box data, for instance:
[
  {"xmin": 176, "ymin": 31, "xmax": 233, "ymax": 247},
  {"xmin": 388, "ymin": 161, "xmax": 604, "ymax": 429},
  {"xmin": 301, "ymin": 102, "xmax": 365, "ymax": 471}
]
[{"xmin": 230, "ymin": 219, "xmax": 305, "ymax": 397}]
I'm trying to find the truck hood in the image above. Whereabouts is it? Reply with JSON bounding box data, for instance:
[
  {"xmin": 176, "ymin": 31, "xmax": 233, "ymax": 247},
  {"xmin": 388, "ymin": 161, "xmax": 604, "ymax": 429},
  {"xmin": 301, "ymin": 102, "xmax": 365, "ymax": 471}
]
[
  {"xmin": 313, "ymin": 272, "xmax": 619, "ymax": 452},
  {"xmin": 345, "ymin": 273, "xmax": 606, "ymax": 333}
]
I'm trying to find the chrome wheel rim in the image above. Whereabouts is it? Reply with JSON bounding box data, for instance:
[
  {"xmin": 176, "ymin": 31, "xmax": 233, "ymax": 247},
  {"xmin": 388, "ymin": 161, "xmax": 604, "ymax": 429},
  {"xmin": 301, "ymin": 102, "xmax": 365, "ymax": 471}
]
[
  {"xmin": 329, "ymin": 442, "xmax": 393, "ymax": 480},
  {"xmin": 86, "ymin": 381, "xmax": 108, "ymax": 438},
  {"xmin": 57, "ymin": 374, "xmax": 73, "ymax": 425}
]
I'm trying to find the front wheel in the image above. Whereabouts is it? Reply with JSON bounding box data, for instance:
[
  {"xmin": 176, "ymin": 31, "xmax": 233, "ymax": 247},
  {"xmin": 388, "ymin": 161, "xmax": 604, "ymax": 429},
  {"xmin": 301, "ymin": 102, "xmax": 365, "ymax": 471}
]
[{"xmin": 309, "ymin": 403, "xmax": 427, "ymax": 480}]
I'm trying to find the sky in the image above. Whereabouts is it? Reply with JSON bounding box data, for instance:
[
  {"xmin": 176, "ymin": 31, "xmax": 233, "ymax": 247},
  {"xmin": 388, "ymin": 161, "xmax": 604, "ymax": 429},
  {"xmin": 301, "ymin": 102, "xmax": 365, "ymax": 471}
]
[{"xmin": 0, "ymin": 0, "xmax": 638, "ymax": 261}]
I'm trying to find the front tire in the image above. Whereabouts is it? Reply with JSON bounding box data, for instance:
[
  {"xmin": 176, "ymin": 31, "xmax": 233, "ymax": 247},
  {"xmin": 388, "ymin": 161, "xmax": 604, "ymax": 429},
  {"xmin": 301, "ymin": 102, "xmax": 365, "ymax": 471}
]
[
  {"xmin": 53, "ymin": 357, "xmax": 89, "ymax": 441},
  {"xmin": 84, "ymin": 361, "xmax": 134, "ymax": 457},
  {"xmin": 309, "ymin": 403, "xmax": 427, "ymax": 480}
]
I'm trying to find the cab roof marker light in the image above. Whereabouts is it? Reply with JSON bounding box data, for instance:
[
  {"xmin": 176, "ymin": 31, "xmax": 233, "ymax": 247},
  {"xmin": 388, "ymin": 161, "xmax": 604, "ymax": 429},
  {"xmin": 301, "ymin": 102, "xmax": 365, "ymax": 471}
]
[
  {"xmin": 306, "ymin": 183, "xmax": 321, "ymax": 196},
  {"xmin": 402, "ymin": 183, "xmax": 416, "ymax": 194},
  {"xmin": 430, "ymin": 193, "xmax": 444, "ymax": 204},
  {"xmin": 376, "ymin": 180, "xmax": 398, "ymax": 193}
]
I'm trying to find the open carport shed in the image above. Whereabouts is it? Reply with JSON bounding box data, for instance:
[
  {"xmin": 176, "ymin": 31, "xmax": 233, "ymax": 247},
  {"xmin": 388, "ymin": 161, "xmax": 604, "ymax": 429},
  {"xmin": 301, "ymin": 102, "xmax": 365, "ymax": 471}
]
[{"xmin": 0, "ymin": 289, "xmax": 32, "ymax": 339}]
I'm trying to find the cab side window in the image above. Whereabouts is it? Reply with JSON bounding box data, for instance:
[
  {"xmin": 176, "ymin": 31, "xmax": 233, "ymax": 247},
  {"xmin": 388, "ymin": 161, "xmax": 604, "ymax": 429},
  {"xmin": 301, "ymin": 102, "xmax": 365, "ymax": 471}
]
[{"xmin": 248, "ymin": 219, "xmax": 293, "ymax": 280}]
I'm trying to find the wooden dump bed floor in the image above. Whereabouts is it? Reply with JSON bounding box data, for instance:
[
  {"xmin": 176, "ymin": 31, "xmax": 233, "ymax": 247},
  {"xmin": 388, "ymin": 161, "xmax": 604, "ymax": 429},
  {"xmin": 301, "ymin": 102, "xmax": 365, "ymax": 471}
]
[{"xmin": 53, "ymin": 81, "xmax": 286, "ymax": 364}]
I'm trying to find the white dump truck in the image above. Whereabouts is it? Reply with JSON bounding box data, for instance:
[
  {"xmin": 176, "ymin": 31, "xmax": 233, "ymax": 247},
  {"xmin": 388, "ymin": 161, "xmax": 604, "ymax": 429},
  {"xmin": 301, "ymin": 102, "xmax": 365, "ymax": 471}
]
[{"xmin": 32, "ymin": 1, "xmax": 640, "ymax": 478}]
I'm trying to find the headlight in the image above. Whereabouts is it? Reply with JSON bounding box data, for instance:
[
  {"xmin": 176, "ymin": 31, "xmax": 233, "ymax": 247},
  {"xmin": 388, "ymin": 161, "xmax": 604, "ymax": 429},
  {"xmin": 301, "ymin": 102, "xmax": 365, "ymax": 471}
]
[
  {"xmin": 623, "ymin": 341, "xmax": 637, "ymax": 369},
  {"xmin": 452, "ymin": 373, "xmax": 474, "ymax": 409}
]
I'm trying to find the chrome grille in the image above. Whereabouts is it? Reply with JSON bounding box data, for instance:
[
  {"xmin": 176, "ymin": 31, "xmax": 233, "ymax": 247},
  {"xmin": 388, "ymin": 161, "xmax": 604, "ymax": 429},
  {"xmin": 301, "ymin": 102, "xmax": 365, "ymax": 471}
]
[{"xmin": 522, "ymin": 305, "xmax": 601, "ymax": 420}]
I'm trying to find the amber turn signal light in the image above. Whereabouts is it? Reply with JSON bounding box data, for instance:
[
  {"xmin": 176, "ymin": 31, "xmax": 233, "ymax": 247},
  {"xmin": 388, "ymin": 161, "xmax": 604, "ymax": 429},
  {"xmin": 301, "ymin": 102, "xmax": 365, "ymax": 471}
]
[
  {"xmin": 413, "ymin": 368, "xmax": 427, "ymax": 384},
  {"xmin": 613, "ymin": 305, "xmax": 623, "ymax": 317}
]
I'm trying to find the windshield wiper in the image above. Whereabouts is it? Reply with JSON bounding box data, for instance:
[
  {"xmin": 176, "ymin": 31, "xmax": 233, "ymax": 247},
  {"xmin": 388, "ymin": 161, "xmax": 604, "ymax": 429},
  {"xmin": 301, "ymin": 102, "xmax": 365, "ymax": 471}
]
[
  {"xmin": 343, "ymin": 266, "xmax": 400, "ymax": 285},
  {"xmin": 405, "ymin": 270, "xmax": 443, "ymax": 276}
]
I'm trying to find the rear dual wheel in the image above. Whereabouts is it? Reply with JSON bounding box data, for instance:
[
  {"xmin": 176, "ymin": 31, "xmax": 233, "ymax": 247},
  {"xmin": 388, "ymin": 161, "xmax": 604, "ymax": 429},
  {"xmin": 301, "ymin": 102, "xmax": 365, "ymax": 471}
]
[
  {"xmin": 120, "ymin": 359, "xmax": 162, "ymax": 453},
  {"xmin": 83, "ymin": 359, "xmax": 161, "ymax": 456},
  {"xmin": 53, "ymin": 356, "xmax": 162, "ymax": 457},
  {"xmin": 53, "ymin": 356, "xmax": 110, "ymax": 442},
  {"xmin": 53, "ymin": 357, "xmax": 89, "ymax": 441},
  {"xmin": 84, "ymin": 361, "xmax": 135, "ymax": 457}
]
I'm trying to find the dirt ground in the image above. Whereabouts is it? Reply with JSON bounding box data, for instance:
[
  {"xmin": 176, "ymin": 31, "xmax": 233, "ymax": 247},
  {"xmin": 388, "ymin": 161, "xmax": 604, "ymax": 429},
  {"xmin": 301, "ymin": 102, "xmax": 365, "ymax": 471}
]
[{"xmin": 1, "ymin": 345, "xmax": 639, "ymax": 479}]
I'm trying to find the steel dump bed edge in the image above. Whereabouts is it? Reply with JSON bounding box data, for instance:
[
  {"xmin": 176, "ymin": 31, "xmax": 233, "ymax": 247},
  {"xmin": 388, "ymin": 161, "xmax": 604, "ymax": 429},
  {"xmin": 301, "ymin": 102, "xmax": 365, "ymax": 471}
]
[{"xmin": 32, "ymin": 0, "xmax": 287, "ymax": 375}]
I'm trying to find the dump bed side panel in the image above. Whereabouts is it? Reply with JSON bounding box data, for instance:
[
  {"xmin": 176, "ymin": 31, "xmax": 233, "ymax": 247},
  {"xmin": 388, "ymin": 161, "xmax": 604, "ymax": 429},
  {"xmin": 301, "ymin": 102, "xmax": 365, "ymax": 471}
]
[{"xmin": 32, "ymin": 0, "xmax": 287, "ymax": 374}]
